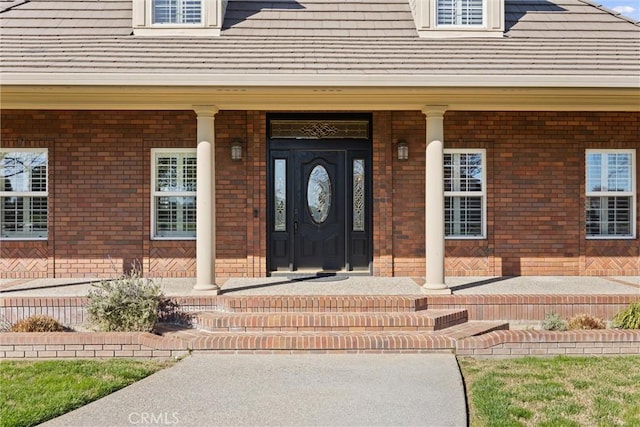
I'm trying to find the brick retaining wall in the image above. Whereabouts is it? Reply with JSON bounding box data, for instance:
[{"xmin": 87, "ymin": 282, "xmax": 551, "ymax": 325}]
[
  {"xmin": 2, "ymin": 330, "xmax": 639, "ymax": 359},
  {"xmin": 1, "ymin": 295, "xmax": 636, "ymax": 326},
  {"xmin": 456, "ymin": 330, "xmax": 640, "ymax": 358},
  {"xmin": 0, "ymin": 332, "xmax": 189, "ymax": 359}
]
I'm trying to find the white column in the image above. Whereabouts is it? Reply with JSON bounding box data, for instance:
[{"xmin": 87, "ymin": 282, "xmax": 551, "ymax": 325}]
[
  {"xmin": 422, "ymin": 106, "xmax": 450, "ymax": 293},
  {"xmin": 193, "ymin": 106, "xmax": 220, "ymax": 292}
]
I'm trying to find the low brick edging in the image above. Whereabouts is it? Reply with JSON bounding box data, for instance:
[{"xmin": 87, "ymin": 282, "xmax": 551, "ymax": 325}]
[
  {"xmin": 425, "ymin": 294, "xmax": 639, "ymax": 322},
  {"xmin": 0, "ymin": 332, "xmax": 190, "ymax": 359},
  {"xmin": 456, "ymin": 329, "xmax": 640, "ymax": 358},
  {"xmin": 2, "ymin": 329, "xmax": 639, "ymax": 359}
]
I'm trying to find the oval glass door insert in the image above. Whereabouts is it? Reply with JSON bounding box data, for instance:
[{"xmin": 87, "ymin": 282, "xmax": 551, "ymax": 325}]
[{"xmin": 307, "ymin": 165, "xmax": 332, "ymax": 224}]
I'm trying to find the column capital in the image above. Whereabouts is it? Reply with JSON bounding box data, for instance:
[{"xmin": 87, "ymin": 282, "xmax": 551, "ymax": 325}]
[
  {"xmin": 422, "ymin": 105, "xmax": 449, "ymax": 117},
  {"xmin": 193, "ymin": 105, "xmax": 219, "ymax": 117}
]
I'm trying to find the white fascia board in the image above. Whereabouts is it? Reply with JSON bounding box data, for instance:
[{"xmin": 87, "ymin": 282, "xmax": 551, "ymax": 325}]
[{"xmin": 1, "ymin": 72, "xmax": 639, "ymax": 89}]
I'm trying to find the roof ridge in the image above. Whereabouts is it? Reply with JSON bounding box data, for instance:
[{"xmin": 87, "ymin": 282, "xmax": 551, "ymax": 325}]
[{"xmin": 577, "ymin": 0, "xmax": 640, "ymax": 25}]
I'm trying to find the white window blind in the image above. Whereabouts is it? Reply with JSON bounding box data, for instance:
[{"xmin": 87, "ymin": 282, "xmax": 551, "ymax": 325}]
[
  {"xmin": 437, "ymin": 0, "xmax": 484, "ymax": 25},
  {"xmin": 585, "ymin": 150, "xmax": 636, "ymax": 238},
  {"xmin": 153, "ymin": 0, "xmax": 202, "ymax": 24},
  {"xmin": 0, "ymin": 149, "xmax": 48, "ymax": 239},
  {"xmin": 444, "ymin": 150, "xmax": 485, "ymax": 238},
  {"xmin": 152, "ymin": 149, "xmax": 197, "ymax": 239}
]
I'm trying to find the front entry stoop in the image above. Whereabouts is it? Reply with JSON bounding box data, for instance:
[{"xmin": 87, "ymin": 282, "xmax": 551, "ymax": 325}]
[{"xmin": 155, "ymin": 296, "xmax": 510, "ymax": 353}]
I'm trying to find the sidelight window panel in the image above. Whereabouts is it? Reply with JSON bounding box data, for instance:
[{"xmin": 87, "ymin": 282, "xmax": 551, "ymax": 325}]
[
  {"xmin": 152, "ymin": 149, "xmax": 197, "ymax": 239},
  {"xmin": 274, "ymin": 159, "xmax": 287, "ymax": 231},
  {"xmin": 353, "ymin": 159, "xmax": 365, "ymax": 232},
  {"xmin": 444, "ymin": 149, "xmax": 485, "ymax": 238}
]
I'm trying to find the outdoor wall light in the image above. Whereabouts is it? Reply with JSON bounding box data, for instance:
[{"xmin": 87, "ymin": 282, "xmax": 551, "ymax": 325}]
[
  {"xmin": 397, "ymin": 140, "xmax": 409, "ymax": 161},
  {"xmin": 231, "ymin": 139, "xmax": 244, "ymax": 161}
]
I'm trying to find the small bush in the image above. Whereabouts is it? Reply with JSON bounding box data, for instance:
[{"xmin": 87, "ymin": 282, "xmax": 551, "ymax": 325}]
[
  {"xmin": 10, "ymin": 315, "xmax": 67, "ymax": 332},
  {"xmin": 567, "ymin": 313, "xmax": 605, "ymax": 330},
  {"xmin": 612, "ymin": 300, "xmax": 640, "ymax": 329},
  {"xmin": 541, "ymin": 312, "xmax": 567, "ymax": 331},
  {"xmin": 86, "ymin": 268, "xmax": 165, "ymax": 332}
]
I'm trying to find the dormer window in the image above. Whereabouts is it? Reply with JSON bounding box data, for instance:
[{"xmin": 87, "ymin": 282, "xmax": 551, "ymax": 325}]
[
  {"xmin": 133, "ymin": 0, "xmax": 227, "ymax": 36},
  {"xmin": 152, "ymin": 0, "xmax": 202, "ymax": 25},
  {"xmin": 436, "ymin": 0, "xmax": 483, "ymax": 26},
  {"xmin": 410, "ymin": 0, "xmax": 503, "ymax": 38}
]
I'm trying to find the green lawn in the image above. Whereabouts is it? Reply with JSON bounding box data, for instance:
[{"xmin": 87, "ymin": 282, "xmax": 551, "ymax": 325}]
[
  {"xmin": 459, "ymin": 355, "xmax": 640, "ymax": 427},
  {"xmin": 0, "ymin": 359, "xmax": 172, "ymax": 427}
]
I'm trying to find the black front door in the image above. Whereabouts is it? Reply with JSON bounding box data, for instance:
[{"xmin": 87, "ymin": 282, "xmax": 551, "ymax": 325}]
[
  {"xmin": 267, "ymin": 116, "xmax": 372, "ymax": 274},
  {"xmin": 294, "ymin": 150, "xmax": 345, "ymax": 271}
]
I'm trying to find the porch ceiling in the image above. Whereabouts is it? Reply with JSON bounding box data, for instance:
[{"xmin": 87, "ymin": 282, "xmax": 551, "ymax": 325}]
[{"xmin": 2, "ymin": 84, "xmax": 639, "ymax": 112}]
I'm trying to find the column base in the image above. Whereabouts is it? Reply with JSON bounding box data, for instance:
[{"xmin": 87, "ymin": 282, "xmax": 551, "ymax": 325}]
[
  {"xmin": 421, "ymin": 284, "xmax": 452, "ymax": 295},
  {"xmin": 193, "ymin": 283, "xmax": 221, "ymax": 294}
]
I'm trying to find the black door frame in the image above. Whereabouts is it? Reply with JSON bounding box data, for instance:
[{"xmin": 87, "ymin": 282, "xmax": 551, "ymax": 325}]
[{"xmin": 266, "ymin": 113, "xmax": 373, "ymax": 275}]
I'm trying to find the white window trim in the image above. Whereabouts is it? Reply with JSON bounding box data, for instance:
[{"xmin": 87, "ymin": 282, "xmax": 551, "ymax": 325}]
[
  {"xmin": 0, "ymin": 148, "xmax": 48, "ymax": 241},
  {"xmin": 585, "ymin": 149, "xmax": 636, "ymax": 240},
  {"xmin": 444, "ymin": 148, "xmax": 486, "ymax": 239},
  {"xmin": 133, "ymin": 0, "xmax": 226, "ymax": 36},
  {"xmin": 149, "ymin": 0, "xmax": 205, "ymax": 27},
  {"xmin": 410, "ymin": 0, "xmax": 504, "ymax": 38},
  {"xmin": 151, "ymin": 148, "xmax": 197, "ymax": 240}
]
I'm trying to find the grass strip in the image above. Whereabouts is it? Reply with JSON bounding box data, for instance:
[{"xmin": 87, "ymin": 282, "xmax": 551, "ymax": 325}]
[
  {"xmin": 0, "ymin": 359, "xmax": 172, "ymax": 427},
  {"xmin": 459, "ymin": 355, "xmax": 640, "ymax": 427}
]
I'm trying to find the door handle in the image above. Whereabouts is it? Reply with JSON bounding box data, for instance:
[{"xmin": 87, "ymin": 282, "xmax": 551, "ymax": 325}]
[{"xmin": 294, "ymin": 221, "xmax": 299, "ymax": 234}]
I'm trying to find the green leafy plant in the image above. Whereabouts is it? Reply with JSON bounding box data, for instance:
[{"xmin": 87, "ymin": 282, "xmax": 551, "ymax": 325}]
[
  {"xmin": 541, "ymin": 312, "xmax": 567, "ymax": 331},
  {"xmin": 10, "ymin": 315, "xmax": 68, "ymax": 332},
  {"xmin": 612, "ymin": 300, "xmax": 640, "ymax": 329},
  {"xmin": 86, "ymin": 267, "xmax": 165, "ymax": 332},
  {"xmin": 567, "ymin": 313, "xmax": 605, "ymax": 330}
]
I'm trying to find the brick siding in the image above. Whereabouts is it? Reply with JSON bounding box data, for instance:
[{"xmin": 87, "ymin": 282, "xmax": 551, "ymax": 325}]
[{"xmin": 1, "ymin": 110, "xmax": 638, "ymax": 278}]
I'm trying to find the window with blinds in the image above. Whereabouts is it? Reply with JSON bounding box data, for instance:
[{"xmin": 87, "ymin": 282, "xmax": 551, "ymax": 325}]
[
  {"xmin": 152, "ymin": 149, "xmax": 197, "ymax": 239},
  {"xmin": 153, "ymin": 0, "xmax": 203, "ymax": 24},
  {"xmin": 444, "ymin": 149, "xmax": 486, "ymax": 238},
  {"xmin": 585, "ymin": 150, "xmax": 636, "ymax": 238},
  {"xmin": 437, "ymin": 0, "xmax": 484, "ymax": 26},
  {"xmin": 0, "ymin": 149, "xmax": 48, "ymax": 240}
]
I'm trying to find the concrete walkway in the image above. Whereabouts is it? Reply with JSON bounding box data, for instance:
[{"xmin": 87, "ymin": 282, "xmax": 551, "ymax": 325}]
[
  {"xmin": 1, "ymin": 275, "xmax": 639, "ymax": 297},
  {"xmin": 41, "ymin": 353, "xmax": 467, "ymax": 427}
]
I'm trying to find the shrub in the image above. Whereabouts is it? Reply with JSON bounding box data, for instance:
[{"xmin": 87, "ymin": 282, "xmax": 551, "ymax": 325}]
[
  {"xmin": 541, "ymin": 312, "xmax": 567, "ymax": 331},
  {"xmin": 567, "ymin": 313, "xmax": 605, "ymax": 330},
  {"xmin": 86, "ymin": 268, "xmax": 165, "ymax": 332},
  {"xmin": 10, "ymin": 315, "xmax": 67, "ymax": 332},
  {"xmin": 612, "ymin": 300, "xmax": 640, "ymax": 329}
]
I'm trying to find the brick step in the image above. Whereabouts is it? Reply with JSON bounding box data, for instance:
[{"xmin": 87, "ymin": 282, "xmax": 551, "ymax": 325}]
[
  {"xmin": 156, "ymin": 327, "xmax": 456, "ymax": 352},
  {"xmin": 437, "ymin": 321, "xmax": 510, "ymax": 339},
  {"xmin": 192, "ymin": 309, "xmax": 468, "ymax": 333},
  {"xmin": 205, "ymin": 295, "xmax": 429, "ymax": 313}
]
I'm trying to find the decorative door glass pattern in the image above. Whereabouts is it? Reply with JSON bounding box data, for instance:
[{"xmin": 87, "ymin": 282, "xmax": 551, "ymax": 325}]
[
  {"xmin": 271, "ymin": 120, "xmax": 369, "ymax": 139},
  {"xmin": 353, "ymin": 159, "xmax": 365, "ymax": 231},
  {"xmin": 307, "ymin": 165, "xmax": 331, "ymax": 224},
  {"xmin": 274, "ymin": 159, "xmax": 287, "ymax": 231}
]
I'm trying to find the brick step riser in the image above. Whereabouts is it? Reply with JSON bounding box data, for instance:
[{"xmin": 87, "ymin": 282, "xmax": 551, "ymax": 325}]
[
  {"xmin": 162, "ymin": 332, "xmax": 457, "ymax": 352},
  {"xmin": 200, "ymin": 296, "xmax": 430, "ymax": 313},
  {"xmin": 192, "ymin": 311, "xmax": 468, "ymax": 333}
]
